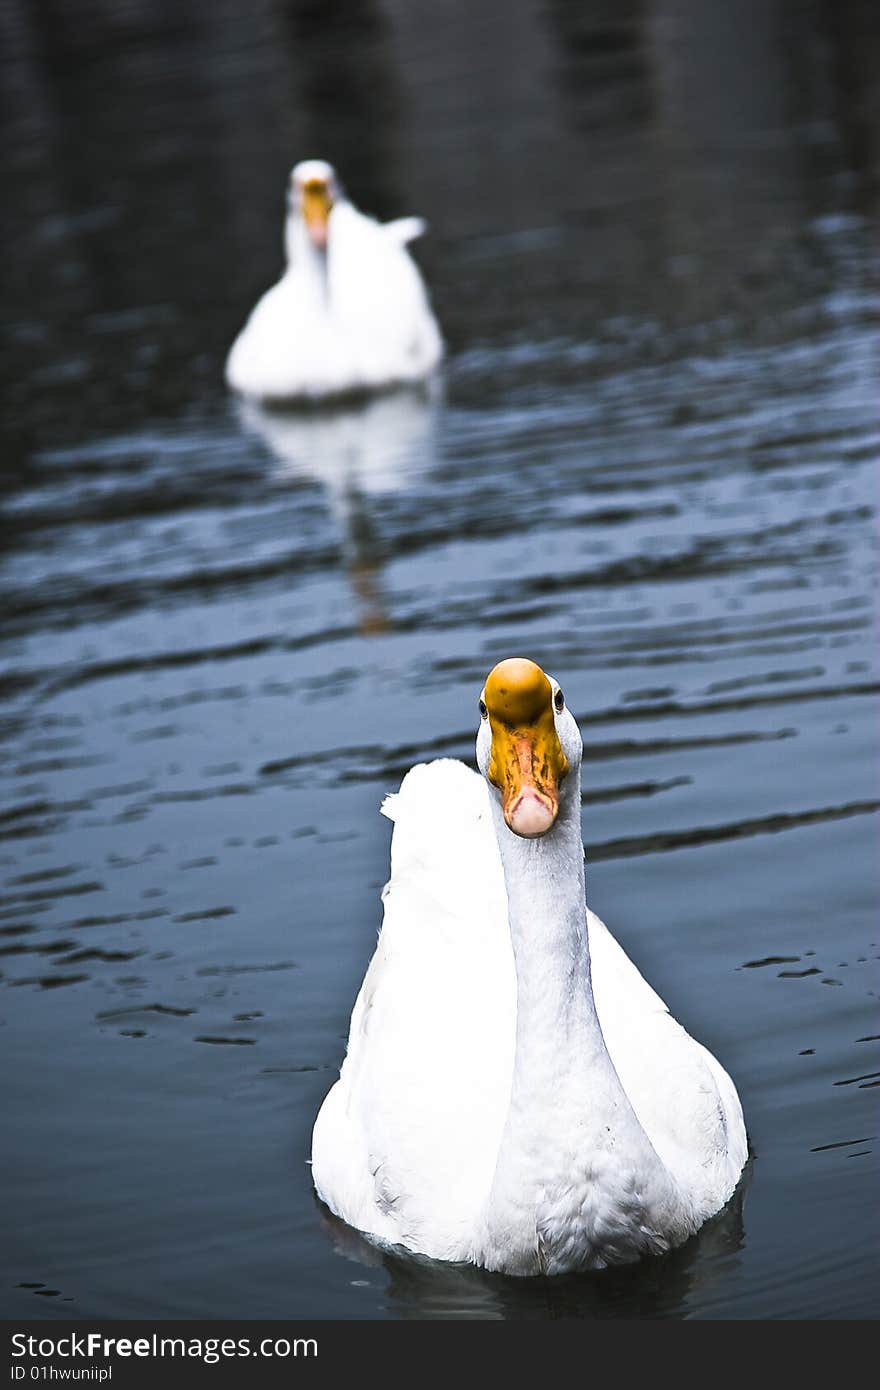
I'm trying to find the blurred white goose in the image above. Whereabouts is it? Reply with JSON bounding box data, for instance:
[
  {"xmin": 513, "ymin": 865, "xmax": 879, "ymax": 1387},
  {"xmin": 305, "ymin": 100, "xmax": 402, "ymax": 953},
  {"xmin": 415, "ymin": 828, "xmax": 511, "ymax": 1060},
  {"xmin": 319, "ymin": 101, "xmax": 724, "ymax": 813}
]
[
  {"xmin": 312, "ymin": 658, "xmax": 747, "ymax": 1276},
  {"xmin": 226, "ymin": 160, "xmax": 443, "ymax": 402}
]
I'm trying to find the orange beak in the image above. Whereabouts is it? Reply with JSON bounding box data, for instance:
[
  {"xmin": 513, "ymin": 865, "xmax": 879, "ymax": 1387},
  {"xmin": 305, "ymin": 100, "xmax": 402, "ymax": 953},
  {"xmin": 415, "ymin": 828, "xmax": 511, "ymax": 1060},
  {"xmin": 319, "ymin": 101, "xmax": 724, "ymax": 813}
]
[
  {"xmin": 301, "ymin": 179, "xmax": 333, "ymax": 248},
  {"xmin": 483, "ymin": 658, "xmax": 568, "ymax": 838}
]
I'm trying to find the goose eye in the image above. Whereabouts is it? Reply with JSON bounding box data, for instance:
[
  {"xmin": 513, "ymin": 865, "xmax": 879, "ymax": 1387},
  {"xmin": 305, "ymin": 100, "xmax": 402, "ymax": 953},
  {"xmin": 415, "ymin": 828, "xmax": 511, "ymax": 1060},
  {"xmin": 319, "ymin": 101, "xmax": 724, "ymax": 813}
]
[
  {"xmin": 478, "ymin": 699, "xmax": 488, "ymax": 720},
  {"xmin": 554, "ymin": 688, "xmax": 565, "ymax": 713}
]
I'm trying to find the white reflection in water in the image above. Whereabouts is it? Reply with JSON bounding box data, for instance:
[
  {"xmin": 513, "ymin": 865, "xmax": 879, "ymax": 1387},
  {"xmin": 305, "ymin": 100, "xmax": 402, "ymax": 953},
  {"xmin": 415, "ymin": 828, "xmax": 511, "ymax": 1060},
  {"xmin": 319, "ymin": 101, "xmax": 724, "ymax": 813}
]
[{"xmin": 238, "ymin": 384, "xmax": 441, "ymax": 635}]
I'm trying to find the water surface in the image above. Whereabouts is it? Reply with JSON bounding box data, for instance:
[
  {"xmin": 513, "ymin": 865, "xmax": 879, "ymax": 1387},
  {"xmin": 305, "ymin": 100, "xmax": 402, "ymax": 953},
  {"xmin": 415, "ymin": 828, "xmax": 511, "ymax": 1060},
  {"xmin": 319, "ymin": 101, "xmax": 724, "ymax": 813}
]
[{"xmin": 1, "ymin": 0, "xmax": 878, "ymax": 1320}]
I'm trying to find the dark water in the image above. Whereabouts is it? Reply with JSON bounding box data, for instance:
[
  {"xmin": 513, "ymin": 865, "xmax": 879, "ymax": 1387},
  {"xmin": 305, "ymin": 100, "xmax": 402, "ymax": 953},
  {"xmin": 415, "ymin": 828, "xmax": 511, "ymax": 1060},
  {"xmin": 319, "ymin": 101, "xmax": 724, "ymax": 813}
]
[{"xmin": 1, "ymin": 0, "xmax": 878, "ymax": 1320}]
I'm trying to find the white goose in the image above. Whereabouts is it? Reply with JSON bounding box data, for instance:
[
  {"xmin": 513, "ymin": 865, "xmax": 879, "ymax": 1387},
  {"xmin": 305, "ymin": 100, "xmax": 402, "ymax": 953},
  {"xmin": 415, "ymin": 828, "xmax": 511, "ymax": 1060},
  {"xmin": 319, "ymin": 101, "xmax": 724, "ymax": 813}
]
[
  {"xmin": 311, "ymin": 658, "xmax": 747, "ymax": 1275},
  {"xmin": 225, "ymin": 160, "xmax": 443, "ymax": 402}
]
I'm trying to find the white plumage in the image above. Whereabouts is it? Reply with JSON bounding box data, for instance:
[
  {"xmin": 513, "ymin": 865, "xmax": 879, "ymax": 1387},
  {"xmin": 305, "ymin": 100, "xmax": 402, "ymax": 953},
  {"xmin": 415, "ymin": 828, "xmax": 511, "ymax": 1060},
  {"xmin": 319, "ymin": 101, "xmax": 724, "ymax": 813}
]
[
  {"xmin": 312, "ymin": 669, "xmax": 747, "ymax": 1276},
  {"xmin": 226, "ymin": 160, "xmax": 443, "ymax": 402}
]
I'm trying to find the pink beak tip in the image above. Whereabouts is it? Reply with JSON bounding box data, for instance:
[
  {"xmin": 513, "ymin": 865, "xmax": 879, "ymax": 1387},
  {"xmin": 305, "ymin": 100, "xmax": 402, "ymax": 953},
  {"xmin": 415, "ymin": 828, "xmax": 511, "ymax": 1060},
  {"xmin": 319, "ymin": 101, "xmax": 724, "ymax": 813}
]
[{"xmin": 505, "ymin": 792, "xmax": 558, "ymax": 838}]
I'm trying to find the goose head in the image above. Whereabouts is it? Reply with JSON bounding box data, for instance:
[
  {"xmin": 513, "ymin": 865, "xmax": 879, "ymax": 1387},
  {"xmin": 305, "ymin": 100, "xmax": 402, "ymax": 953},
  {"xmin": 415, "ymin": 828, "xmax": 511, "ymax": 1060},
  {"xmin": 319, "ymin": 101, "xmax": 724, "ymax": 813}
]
[
  {"xmin": 476, "ymin": 658, "xmax": 582, "ymax": 838},
  {"xmin": 289, "ymin": 159, "xmax": 342, "ymax": 249}
]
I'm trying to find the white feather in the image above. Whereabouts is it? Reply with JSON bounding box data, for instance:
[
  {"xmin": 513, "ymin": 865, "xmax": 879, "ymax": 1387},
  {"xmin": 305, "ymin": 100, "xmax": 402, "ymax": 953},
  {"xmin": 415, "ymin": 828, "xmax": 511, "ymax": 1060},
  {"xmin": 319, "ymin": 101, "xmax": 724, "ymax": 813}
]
[
  {"xmin": 312, "ymin": 757, "xmax": 747, "ymax": 1273},
  {"xmin": 383, "ymin": 216, "xmax": 428, "ymax": 246}
]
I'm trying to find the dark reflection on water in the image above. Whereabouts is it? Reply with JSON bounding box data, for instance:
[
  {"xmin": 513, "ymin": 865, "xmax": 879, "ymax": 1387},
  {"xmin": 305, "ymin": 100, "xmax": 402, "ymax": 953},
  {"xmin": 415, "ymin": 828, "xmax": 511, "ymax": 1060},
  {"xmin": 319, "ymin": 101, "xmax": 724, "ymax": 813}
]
[{"xmin": 1, "ymin": 0, "xmax": 878, "ymax": 1321}]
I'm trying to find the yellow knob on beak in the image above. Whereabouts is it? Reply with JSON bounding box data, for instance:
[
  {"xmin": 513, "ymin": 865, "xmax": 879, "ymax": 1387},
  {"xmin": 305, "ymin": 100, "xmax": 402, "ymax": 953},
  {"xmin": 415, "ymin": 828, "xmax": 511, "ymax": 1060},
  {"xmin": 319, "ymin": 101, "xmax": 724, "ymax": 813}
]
[
  {"xmin": 300, "ymin": 179, "xmax": 333, "ymax": 248},
  {"xmin": 483, "ymin": 658, "xmax": 568, "ymax": 838}
]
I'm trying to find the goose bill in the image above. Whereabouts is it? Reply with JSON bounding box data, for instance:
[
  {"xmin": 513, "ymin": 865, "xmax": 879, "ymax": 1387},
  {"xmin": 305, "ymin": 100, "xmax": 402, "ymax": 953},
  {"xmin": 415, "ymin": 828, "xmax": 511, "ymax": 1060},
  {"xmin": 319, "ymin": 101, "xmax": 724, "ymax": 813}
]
[
  {"xmin": 302, "ymin": 180, "xmax": 333, "ymax": 247},
  {"xmin": 489, "ymin": 720, "xmax": 566, "ymax": 837}
]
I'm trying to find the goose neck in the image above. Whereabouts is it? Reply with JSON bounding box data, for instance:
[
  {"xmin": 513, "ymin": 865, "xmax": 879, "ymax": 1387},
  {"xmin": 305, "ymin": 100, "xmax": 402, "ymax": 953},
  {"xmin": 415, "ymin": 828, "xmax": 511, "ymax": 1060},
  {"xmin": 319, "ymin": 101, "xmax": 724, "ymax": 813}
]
[{"xmin": 494, "ymin": 794, "xmax": 605, "ymax": 1081}]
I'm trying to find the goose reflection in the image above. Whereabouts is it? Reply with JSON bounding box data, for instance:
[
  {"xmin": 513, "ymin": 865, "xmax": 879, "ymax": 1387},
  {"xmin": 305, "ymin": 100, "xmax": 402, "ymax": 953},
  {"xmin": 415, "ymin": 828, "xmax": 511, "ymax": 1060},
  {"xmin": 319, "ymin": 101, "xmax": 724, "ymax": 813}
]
[
  {"xmin": 315, "ymin": 1162, "xmax": 750, "ymax": 1319},
  {"xmin": 238, "ymin": 385, "xmax": 440, "ymax": 635}
]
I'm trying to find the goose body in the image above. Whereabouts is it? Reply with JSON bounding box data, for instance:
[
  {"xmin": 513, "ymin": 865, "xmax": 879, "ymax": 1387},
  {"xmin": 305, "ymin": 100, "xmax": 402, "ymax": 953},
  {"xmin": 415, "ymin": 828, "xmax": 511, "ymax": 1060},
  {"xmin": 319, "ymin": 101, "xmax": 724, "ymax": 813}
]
[
  {"xmin": 226, "ymin": 160, "xmax": 443, "ymax": 403},
  {"xmin": 311, "ymin": 660, "xmax": 747, "ymax": 1275}
]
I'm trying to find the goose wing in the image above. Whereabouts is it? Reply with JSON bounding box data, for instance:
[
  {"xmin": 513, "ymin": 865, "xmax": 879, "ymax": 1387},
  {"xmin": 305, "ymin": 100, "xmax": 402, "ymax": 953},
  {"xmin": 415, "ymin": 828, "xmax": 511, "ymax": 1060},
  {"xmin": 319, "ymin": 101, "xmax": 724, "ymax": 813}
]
[
  {"xmin": 383, "ymin": 215, "xmax": 428, "ymax": 245},
  {"xmin": 589, "ymin": 909, "xmax": 747, "ymax": 1215},
  {"xmin": 311, "ymin": 759, "xmax": 515, "ymax": 1261}
]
